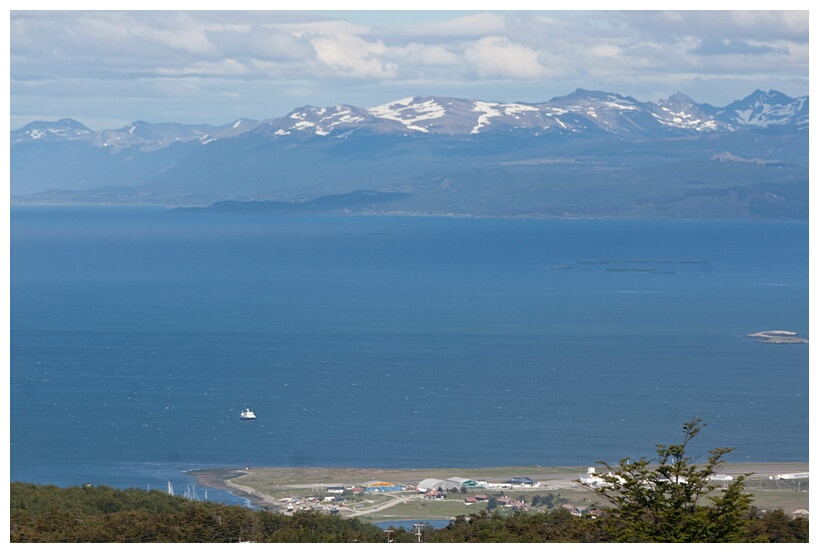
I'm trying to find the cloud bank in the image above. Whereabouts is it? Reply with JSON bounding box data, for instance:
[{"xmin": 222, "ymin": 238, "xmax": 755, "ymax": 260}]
[{"xmin": 9, "ymin": 10, "xmax": 809, "ymax": 129}]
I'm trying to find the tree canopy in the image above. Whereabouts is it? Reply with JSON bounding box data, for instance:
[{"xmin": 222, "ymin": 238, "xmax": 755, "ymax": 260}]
[{"xmin": 579, "ymin": 418, "xmax": 754, "ymax": 542}]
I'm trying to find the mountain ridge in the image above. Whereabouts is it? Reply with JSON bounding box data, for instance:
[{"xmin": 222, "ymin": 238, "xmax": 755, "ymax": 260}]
[
  {"xmin": 10, "ymin": 89, "xmax": 808, "ymax": 220},
  {"xmin": 13, "ymin": 89, "xmax": 807, "ymax": 146}
]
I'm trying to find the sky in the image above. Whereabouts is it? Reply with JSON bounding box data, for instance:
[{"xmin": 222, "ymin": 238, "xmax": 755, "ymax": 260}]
[{"xmin": 6, "ymin": 4, "xmax": 812, "ymax": 131}]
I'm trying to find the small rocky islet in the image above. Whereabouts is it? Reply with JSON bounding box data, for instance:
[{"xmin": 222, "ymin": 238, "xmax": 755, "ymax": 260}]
[{"xmin": 746, "ymin": 330, "xmax": 808, "ymax": 344}]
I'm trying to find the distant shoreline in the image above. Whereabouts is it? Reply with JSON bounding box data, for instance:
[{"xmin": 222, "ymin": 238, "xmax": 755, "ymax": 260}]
[{"xmin": 9, "ymin": 202, "xmax": 811, "ymax": 223}]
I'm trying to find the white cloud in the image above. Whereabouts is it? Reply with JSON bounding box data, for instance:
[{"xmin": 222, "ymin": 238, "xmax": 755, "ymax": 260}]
[
  {"xmin": 464, "ymin": 36, "xmax": 546, "ymax": 79},
  {"xmin": 382, "ymin": 12, "xmax": 507, "ymax": 40},
  {"xmin": 210, "ymin": 27, "xmax": 316, "ymax": 63},
  {"xmin": 266, "ymin": 17, "xmax": 372, "ymax": 39},
  {"xmin": 589, "ymin": 44, "xmax": 623, "ymax": 58},
  {"xmin": 629, "ymin": 10, "xmax": 808, "ymax": 43},
  {"xmin": 389, "ymin": 43, "xmax": 460, "ymax": 68},
  {"xmin": 155, "ymin": 58, "xmax": 249, "ymax": 77},
  {"xmin": 309, "ymin": 33, "xmax": 396, "ymax": 79},
  {"xmin": 127, "ymin": 12, "xmax": 218, "ymax": 56}
]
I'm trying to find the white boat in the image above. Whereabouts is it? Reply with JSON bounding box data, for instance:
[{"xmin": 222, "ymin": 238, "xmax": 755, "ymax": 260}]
[
  {"xmin": 184, "ymin": 485, "xmax": 200, "ymax": 501},
  {"xmin": 240, "ymin": 408, "xmax": 256, "ymax": 420}
]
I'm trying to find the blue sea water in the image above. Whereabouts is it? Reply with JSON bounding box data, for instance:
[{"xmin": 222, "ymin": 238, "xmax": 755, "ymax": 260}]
[{"xmin": 9, "ymin": 206, "xmax": 809, "ymax": 504}]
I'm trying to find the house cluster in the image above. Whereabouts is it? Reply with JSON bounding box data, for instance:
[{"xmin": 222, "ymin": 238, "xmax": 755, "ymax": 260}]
[
  {"xmin": 307, "ymin": 474, "xmax": 545, "ymax": 506},
  {"xmin": 423, "ymin": 488, "xmax": 447, "ymax": 500},
  {"xmin": 578, "ymin": 467, "xmax": 625, "ymax": 488},
  {"xmin": 278, "ymin": 496, "xmax": 342, "ymax": 514},
  {"xmin": 559, "ymin": 503, "xmax": 600, "ymax": 517},
  {"xmin": 495, "ymin": 497, "xmax": 528, "ymax": 510}
]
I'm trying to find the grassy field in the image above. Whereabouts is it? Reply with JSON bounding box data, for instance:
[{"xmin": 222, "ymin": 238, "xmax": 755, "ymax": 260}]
[{"xmin": 358, "ymin": 498, "xmax": 485, "ymax": 523}]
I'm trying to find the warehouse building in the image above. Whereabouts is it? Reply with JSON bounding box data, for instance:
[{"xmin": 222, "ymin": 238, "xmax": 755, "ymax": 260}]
[
  {"xmin": 442, "ymin": 477, "xmax": 484, "ymax": 489},
  {"xmin": 417, "ymin": 478, "xmax": 446, "ymax": 493}
]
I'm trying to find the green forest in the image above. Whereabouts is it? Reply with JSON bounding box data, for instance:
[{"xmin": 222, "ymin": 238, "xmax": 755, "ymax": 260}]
[{"xmin": 10, "ymin": 481, "xmax": 807, "ymax": 543}]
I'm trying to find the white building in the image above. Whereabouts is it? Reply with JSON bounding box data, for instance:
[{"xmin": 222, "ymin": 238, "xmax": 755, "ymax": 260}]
[{"xmin": 417, "ymin": 478, "xmax": 446, "ymax": 493}]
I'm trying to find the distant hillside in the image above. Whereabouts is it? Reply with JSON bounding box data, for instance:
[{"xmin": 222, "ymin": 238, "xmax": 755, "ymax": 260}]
[{"xmin": 10, "ymin": 89, "xmax": 808, "ymax": 220}]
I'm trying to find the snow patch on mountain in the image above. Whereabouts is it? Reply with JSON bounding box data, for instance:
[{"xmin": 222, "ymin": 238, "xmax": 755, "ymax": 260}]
[
  {"xmin": 654, "ymin": 108, "xmax": 718, "ymax": 131},
  {"xmin": 12, "ymin": 119, "xmax": 93, "ymax": 143},
  {"xmin": 471, "ymin": 101, "xmax": 502, "ymax": 134},
  {"xmin": 733, "ymin": 99, "xmax": 803, "ymax": 127},
  {"xmin": 717, "ymin": 90, "xmax": 808, "ymax": 130},
  {"xmin": 283, "ymin": 106, "xmax": 365, "ymax": 135},
  {"xmin": 469, "ymin": 101, "xmax": 540, "ymax": 133},
  {"xmin": 602, "ymin": 99, "xmax": 639, "ymax": 111},
  {"xmin": 368, "ymin": 97, "xmax": 446, "ymax": 132},
  {"xmin": 503, "ymin": 103, "xmax": 539, "ymax": 116}
]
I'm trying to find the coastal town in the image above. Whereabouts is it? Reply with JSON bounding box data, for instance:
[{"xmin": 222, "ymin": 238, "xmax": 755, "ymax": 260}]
[
  {"xmin": 276, "ymin": 476, "xmax": 551, "ymax": 517},
  {"xmin": 190, "ymin": 463, "xmax": 809, "ymax": 526}
]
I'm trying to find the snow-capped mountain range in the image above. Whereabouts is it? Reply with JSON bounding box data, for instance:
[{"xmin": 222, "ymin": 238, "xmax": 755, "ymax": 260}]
[
  {"xmin": 266, "ymin": 88, "xmax": 807, "ymax": 139},
  {"xmin": 12, "ymin": 89, "xmax": 808, "ymax": 150},
  {"xmin": 10, "ymin": 89, "xmax": 808, "ymax": 220},
  {"xmin": 12, "ymin": 117, "xmax": 259, "ymax": 150}
]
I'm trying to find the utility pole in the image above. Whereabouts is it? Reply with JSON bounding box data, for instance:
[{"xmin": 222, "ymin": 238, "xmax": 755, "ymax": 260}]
[
  {"xmin": 384, "ymin": 529, "xmax": 393, "ymax": 543},
  {"xmin": 413, "ymin": 522, "xmax": 425, "ymax": 543}
]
